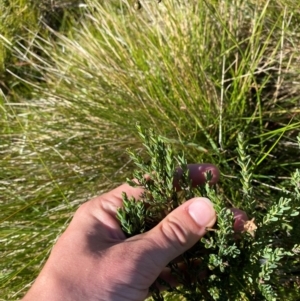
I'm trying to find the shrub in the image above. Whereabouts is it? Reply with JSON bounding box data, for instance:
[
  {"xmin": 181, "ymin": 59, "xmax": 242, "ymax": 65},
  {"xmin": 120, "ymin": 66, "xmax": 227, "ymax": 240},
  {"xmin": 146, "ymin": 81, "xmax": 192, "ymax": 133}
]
[{"xmin": 117, "ymin": 126, "xmax": 300, "ymax": 300}]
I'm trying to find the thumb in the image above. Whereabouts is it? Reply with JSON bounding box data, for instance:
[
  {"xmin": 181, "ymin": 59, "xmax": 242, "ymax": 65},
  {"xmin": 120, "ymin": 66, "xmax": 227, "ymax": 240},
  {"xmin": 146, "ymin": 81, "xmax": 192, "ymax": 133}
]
[{"xmin": 144, "ymin": 197, "xmax": 216, "ymax": 269}]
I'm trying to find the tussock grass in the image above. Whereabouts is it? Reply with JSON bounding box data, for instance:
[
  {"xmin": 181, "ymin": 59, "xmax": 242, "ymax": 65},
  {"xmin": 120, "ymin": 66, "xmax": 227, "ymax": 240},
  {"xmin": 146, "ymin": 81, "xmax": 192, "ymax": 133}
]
[{"xmin": 1, "ymin": 0, "xmax": 300, "ymax": 299}]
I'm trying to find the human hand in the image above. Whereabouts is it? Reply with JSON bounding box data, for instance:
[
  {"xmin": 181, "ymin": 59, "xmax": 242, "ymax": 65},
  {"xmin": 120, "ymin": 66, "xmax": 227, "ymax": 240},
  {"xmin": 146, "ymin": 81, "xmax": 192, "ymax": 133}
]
[{"xmin": 22, "ymin": 163, "xmax": 245, "ymax": 301}]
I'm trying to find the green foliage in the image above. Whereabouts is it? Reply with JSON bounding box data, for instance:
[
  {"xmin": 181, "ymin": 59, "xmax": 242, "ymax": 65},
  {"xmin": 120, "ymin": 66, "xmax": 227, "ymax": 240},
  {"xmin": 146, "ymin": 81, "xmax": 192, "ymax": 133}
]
[
  {"xmin": 118, "ymin": 124, "xmax": 195, "ymax": 232},
  {"xmin": 118, "ymin": 126, "xmax": 300, "ymax": 300},
  {"xmin": 257, "ymin": 247, "xmax": 293, "ymax": 301},
  {"xmin": 1, "ymin": 0, "xmax": 300, "ymax": 299},
  {"xmin": 236, "ymin": 132, "xmax": 254, "ymax": 213},
  {"xmin": 117, "ymin": 193, "xmax": 146, "ymax": 235}
]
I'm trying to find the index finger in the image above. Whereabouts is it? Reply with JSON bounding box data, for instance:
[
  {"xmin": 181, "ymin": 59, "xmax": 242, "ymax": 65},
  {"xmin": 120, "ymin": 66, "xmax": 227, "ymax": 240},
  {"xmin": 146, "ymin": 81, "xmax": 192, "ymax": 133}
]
[
  {"xmin": 173, "ymin": 163, "xmax": 220, "ymax": 190},
  {"xmin": 97, "ymin": 163, "xmax": 219, "ymax": 213},
  {"xmin": 86, "ymin": 163, "xmax": 219, "ymax": 240}
]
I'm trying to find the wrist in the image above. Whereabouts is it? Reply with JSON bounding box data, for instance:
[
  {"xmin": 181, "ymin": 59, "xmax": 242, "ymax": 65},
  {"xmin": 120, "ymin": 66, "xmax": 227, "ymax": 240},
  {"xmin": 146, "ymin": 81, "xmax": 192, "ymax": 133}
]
[{"xmin": 22, "ymin": 270, "xmax": 82, "ymax": 301}]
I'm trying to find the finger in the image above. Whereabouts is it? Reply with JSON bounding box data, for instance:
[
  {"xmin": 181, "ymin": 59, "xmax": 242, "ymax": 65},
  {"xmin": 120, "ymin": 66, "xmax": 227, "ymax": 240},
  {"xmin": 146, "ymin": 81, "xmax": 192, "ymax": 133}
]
[
  {"xmin": 82, "ymin": 183, "xmax": 145, "ymax": 240},
  {"xmin": 98, "ymin": 183, "xmax": 145, "ymax": 216},
  {"xmin": 94, "ymin": 163, "xmax": 219, "ymax": 211},
  {"xmin": 87, "ymin": 163, "xmax": 219, "ymax": 222},
  {"xmin": 230, "ymin": 208, "xmax": 249, "ymax": 233},
  {"xmin": 137, "ymin": 197, "xmax": 216, "ymax": 277},
  {"xmin": 84, "ymin": 164, "xmax": 219, "ymax": 240},
  {"xmin": 153, "ymin": 208, "xmax": 249, "ymax": 291},
  {"xmin": 155, "ymin": 208, "xmax": 249, "ymax": 276},
  {"xmin": 173, "ymin": 163, "xmax": 220, "ymax": 190}
]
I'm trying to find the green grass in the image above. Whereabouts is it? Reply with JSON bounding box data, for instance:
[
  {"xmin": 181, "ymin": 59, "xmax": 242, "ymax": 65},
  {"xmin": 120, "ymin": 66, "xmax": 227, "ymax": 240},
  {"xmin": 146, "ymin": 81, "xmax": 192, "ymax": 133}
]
[{"xmin": 1, "ymin": 0, "xmax": 300, "ymax": 299}]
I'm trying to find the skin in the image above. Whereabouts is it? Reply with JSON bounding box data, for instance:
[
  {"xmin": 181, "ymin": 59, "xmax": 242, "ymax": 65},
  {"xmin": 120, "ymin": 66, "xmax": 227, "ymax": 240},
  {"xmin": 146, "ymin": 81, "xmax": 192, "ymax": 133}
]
[{"xmin": 22, "ymin": 163, "xmax": 246, "ymax": 301}]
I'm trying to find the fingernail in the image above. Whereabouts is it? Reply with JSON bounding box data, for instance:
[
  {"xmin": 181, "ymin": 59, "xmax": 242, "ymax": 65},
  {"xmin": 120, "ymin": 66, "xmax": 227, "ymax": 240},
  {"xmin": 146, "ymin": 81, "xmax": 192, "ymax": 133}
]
[{"xmin": 188, "ymin": 198, "xmax": 216, "ymax": 227}]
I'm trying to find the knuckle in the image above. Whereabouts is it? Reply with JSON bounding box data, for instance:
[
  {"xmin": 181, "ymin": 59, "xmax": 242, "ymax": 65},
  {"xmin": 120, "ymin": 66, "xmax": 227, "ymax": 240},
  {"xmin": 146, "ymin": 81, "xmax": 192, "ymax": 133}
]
[
  {"xmin": 73, "ymin": 201, "xmax": 90, "ymax": 219},
  {"xmin": 161, "ymin": 216, "xmax": 188, "ymax": 248}
]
